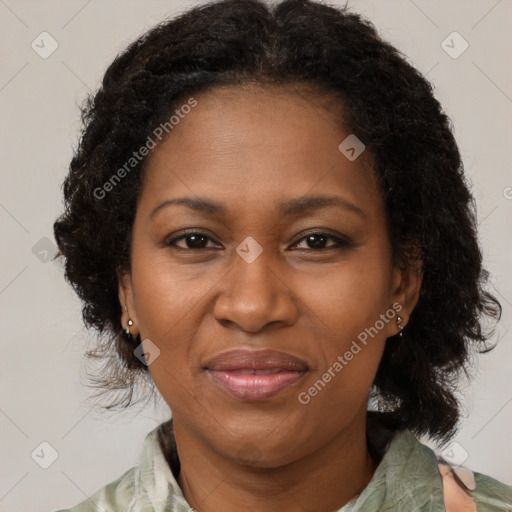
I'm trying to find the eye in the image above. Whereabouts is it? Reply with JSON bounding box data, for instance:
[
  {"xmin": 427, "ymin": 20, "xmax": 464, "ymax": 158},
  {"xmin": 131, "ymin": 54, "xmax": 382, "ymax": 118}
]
[
  {"xmin": 291, "ymin": 232, "xmax": 353, "ymax": 251},
  {"xmin": 165, "ymin": 232, "xmax": 220, "ymax": 250}
]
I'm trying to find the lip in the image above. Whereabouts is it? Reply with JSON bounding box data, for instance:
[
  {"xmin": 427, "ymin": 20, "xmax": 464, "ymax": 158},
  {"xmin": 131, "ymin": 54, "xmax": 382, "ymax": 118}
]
[{"xmin": 204, "ymin": 349, "xmax": 309, "ymax": 401}]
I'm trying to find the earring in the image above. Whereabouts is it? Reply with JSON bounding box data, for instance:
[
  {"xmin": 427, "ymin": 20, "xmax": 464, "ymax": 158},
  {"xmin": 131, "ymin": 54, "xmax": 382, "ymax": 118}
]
[
  {"xmin": 125, "ymin": 318, "xmax": 134, "ymax": 336},
  {"xmin": 396, "ymin": 315, "xmax": 404, "ymax": 337},
  {"xmin": 123, "ymin": 318, "xmax": 136, "ymax": 344}
]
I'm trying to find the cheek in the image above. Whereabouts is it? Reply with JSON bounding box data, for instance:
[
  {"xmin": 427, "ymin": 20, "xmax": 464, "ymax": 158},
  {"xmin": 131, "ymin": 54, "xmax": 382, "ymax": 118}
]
[
  {"xmin": 130, "ymin": 249, "xmax": 211, "ymax": 337},
  {"xmin": 129, "ymin": 253, "xmax": 202, "ymax": 393},
  {"xmin": 303, "ymin": 249, "xmax": 392, "ymax": 335},
  {"xmin": 298, "ymin": 282, "xmax": 388, "ymax": 421},
  {"xmin": 297, "ymin": 249, "xmax": 391, "ymax": 400}
]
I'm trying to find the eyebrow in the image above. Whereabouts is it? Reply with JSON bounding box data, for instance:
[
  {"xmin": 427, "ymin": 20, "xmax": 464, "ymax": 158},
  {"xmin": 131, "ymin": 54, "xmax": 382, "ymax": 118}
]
[{"xmin": 149, "ymin": 194, "xmax": 365, "ymax": 219}]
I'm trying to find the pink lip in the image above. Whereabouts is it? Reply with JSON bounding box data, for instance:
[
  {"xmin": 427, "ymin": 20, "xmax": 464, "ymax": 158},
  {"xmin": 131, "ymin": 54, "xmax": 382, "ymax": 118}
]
[{"xmin": 204, "ymin": 349, "xmax": 309, "ymax": 401}]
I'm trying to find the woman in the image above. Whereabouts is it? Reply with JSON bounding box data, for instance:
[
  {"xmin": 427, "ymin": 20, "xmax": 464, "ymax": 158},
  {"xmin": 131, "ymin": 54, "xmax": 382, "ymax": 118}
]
[{"xmin": 53, "ymin": 0, "xmax": 512, "ymax": 510}]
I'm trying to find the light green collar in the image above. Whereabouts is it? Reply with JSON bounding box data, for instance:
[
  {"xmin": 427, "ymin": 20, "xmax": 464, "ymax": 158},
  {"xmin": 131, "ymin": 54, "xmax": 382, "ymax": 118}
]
[
  {"xmin": 131, "ymin": 421, "xmax": 510, "ymax": 512},
  {"xmin": 134, "ymin": 423, "xmax": 446, "ymax": 511}
]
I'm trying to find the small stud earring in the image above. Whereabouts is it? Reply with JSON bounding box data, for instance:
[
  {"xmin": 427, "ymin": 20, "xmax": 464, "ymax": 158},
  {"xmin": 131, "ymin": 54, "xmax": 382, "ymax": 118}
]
[
  {"xmin": 396, "ymin": 315, "xmax": 404, "ymax": 337},
  {"xmin": 125, "ymin": 318, "xmax": 134, "ymax": 335}
]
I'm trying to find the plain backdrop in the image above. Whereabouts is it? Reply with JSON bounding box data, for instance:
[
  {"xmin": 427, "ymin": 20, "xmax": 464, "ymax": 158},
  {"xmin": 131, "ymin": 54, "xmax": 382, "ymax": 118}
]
[{"xmin": 0, "ymin": 0, "xmax": 511, "ymax": 510}]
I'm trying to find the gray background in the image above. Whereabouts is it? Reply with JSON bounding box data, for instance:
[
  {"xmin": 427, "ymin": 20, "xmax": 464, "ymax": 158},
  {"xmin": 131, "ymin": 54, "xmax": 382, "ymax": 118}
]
[{"xmin": 0, "ymin": 0, "xmax": 511, "ymax": 510}]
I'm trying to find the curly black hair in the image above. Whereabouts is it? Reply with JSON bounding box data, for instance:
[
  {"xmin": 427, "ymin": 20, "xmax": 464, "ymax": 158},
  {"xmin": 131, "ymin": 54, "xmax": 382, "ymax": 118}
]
[{"xmin": 53, "ymin": 0, "xmax": 501, "ymax": 443}]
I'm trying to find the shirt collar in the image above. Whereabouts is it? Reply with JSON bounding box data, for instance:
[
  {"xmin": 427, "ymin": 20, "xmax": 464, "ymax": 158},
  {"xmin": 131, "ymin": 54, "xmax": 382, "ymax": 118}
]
[
  {"xmin": 132, "ymin": 418, "xmax": 447, "ymax": 512},
  {"xmin": 133, "ymin": 418, "xmax": 190, "ymax": 511},
  {"xmin": 341, "ymin": 428, "xmax": 446, "ymax": 511}
]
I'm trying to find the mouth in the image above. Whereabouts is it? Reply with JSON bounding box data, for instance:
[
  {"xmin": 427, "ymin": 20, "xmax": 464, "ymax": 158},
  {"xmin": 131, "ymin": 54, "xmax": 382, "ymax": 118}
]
[{"xmin": 204, "ymin": 349, "xmax": 309, "ymax": 401}]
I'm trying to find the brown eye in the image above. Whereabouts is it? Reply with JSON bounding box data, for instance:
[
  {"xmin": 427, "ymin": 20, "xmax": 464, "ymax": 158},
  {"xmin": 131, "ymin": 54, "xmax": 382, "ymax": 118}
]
[
  {"xmin": 165, "ymin": 232, "xmax": 218, "ymax": 250},
  {"xmin": 292, "ymin": 232, "xmax": 353, "ymax": 250}
]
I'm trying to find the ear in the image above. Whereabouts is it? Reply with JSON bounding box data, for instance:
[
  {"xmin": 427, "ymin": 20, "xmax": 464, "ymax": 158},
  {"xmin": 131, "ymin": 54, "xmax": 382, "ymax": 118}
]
[
  {"xmin": 386, "ymin": 257, "xmax": 422, "ymax": 338},
  {"xmin": 118, "ymin": 269, "xmax": 139, "ymax": 337}
]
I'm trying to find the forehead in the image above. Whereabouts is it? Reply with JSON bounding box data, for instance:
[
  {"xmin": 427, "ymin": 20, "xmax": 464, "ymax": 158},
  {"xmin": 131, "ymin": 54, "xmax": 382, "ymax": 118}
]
[{"xmin": 139, "ymin": 84, "xmax": 379, "ymax": 218}]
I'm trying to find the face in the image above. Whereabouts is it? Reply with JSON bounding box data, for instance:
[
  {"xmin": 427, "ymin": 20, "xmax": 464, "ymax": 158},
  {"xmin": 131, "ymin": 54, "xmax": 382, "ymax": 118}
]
[{"xmin": 119, "ymin": 84, "xmax": 419, "ymax": 467}]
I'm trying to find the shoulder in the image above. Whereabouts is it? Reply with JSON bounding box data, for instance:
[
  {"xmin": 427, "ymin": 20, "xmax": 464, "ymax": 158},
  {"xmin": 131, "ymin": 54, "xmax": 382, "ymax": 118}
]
[
  {"xmin": 370, "ymin": 427, "xmax": 512, "ymax": 511},
  {"xmin": 436, "ymin": 454, "xmax": 512, "ymax": 511},
  {"xmin": 471, "ymin": 470, "xmax": 512, "ymax": 511}
]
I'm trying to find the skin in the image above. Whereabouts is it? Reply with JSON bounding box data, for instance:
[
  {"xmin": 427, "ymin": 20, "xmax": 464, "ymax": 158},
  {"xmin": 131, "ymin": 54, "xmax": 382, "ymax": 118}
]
[{"xmin": 119, "ymin": 84, "xmax": 422, "ymax": 512}]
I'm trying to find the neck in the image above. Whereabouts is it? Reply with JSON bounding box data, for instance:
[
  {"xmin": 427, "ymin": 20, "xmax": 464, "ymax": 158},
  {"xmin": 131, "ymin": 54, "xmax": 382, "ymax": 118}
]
[{"xmin": 173, "ymin": 413, "xmax": 378, "ymax": 512}]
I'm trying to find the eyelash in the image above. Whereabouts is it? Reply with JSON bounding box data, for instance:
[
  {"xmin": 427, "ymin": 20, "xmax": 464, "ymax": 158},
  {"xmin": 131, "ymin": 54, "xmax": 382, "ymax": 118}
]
[{"xmin": 164, "ymin": 230, "xmax": 354, "ymax": 252}]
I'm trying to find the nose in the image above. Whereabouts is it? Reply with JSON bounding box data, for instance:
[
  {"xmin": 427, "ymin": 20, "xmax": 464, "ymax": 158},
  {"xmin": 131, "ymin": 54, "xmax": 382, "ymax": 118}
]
[{"xmin": 212, "ymin": 241, "xmax": 299, "ymax": 332}]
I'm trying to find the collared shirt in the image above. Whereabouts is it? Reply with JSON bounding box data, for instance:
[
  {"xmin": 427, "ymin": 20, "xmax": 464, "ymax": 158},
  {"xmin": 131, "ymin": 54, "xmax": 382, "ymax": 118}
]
[{"xmin": 55, "ymin": 419, "xmax": 512, "ymax": 512}]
